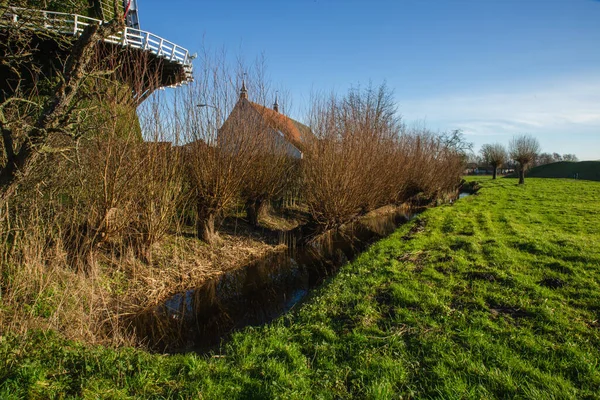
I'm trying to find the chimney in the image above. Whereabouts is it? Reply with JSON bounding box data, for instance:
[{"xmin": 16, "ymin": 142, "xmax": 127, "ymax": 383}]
[
  {"xmin": 240, "ymin": 78, "xmax": 248, "ymax": 100},
  {"xmin": 273, "ymin": 92, "xmax": 279, "ymax": 113}
]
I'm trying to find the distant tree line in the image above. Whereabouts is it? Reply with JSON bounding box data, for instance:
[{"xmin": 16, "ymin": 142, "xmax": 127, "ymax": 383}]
[
  {"xmin": 472, "ymin": 135, "xmax": 578, "ymax": 184},
  {"xmin": 535, "ymin": 152, "xmax": 578, "ymax": 165}
]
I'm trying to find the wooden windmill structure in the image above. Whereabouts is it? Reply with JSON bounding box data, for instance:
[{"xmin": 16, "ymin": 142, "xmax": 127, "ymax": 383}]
[{"xmin": 1, "ymin": 0, "xmax": 193, "ymax": 104}]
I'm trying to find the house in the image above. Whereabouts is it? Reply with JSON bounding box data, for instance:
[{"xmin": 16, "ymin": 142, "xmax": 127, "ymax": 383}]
[{"xmin": 218, "ymin": 81, "xmax": 314, "ymax": 159}]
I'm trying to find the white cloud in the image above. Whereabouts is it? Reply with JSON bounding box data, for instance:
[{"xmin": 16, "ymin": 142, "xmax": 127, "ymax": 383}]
[{"xmin": 399, "ymin": 75, "xmax": 600, "ymax": 159}]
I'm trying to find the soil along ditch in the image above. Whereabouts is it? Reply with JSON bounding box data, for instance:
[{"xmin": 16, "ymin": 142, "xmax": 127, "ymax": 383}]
[
  {"xmin": 128, "ymin": 208, "xmax": 412, "ymax": 352},
  {"xmin": 130, "ymin": 195, "xmax": 471, "ymax": 354}
]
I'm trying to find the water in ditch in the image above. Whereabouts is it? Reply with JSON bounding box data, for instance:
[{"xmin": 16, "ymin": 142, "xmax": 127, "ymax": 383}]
[
  {"xmin": 131, "ymin": 193, "xmax": 468, "ymax": 353},
  {"xmin": 130, "ymin": 207, "xmax": 420, "ymax": 353}
]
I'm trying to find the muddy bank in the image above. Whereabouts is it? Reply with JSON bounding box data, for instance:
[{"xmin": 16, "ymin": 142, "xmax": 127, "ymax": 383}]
[
  {"xmin": 127, "ymin": 191, "xmax": 473, "ymax": 353},
  {"xmin": 128, "ymin": 207, "xmax": 418, "ymax": 353}
]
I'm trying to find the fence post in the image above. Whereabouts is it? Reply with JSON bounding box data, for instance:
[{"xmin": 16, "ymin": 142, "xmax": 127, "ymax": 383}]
[
  {"xmin": 122, "ymin": 27, "xmax": 128, "ymax": 45},
  {"xmin": 73, "ymin": 15, "xmax": 78, "ymax": 35},
  {"xmin": 144, "ymin": 31, "xmax": 149, "ymax": 50},
  {"xmin": 157, "ymin": 38, "xmax": 164, "ymax": 56}
]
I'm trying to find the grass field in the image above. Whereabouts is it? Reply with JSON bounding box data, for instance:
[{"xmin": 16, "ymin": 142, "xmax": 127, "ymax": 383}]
[
  {"xmin": 525, "ymin": 161, "xmax": 600, "ymax": 181},
  {"xmin": 1, "ymin": 177, "xmax": 599, "ymax": 399}
]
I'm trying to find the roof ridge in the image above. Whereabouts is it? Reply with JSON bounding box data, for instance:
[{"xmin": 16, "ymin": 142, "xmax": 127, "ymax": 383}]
[{"xmin": 246, "ymin": 100, "xmax": 310, "ymax": 128}]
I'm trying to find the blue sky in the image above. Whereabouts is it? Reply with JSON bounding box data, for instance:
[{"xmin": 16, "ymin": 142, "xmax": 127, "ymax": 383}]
[{"xmin": 140, "ymin": 0, "xmax": 600, "ymax": 160}]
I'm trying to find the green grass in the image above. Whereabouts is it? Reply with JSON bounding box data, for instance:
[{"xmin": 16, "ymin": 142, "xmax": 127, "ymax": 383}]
[
  {"xmin": 524, "ymin": 161, "xmax": 600, "ymax": 181},
  {"xmin": 2, "ymin": 178, "xmax": 600, "ymax": 399}
]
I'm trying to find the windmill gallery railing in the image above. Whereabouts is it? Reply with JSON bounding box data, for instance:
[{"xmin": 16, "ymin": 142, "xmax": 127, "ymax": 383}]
[{"xmin": 1, "ymin": 7, "xmax": 193, "ymax": 84}]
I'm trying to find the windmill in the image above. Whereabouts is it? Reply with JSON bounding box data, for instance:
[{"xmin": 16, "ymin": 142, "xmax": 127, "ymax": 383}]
[
  {"xmin": 123, "ymin": 0, "xmax": 140, "ymax": 29},
  {"xmin": 1, "ymin": 0, "xmax": 193, "ymax": 103},
  {"xmin": 97, "ymin": 0, "xmax": 139, "ymax": 29}
]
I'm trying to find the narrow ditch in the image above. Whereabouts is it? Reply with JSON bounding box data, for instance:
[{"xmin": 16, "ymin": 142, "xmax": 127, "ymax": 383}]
[{"xmin": 130, "ymin": 194, "xmax": 471, "ymax": 353}]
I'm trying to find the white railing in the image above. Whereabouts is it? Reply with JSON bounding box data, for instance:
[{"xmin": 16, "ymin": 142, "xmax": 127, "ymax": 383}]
[{"xmin": 1, "ymin": 7, "xmax": 193, "ymax": 83}]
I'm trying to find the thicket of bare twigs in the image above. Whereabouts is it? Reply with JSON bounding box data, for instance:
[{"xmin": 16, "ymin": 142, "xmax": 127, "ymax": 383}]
[
  {"xmin": 303, "ymin": 86, "xmax": 467, "ymax": 230},
  {"xmin": 0, "ymin": 80, "xmax": 188, "ymax": 340},
  {"xmin": 0, "ymin": 14, "xmax": 467, "ymax": 346},
  {"xmin": 0, "ymin": 4, "xmax": 191, "ymax": 343},
  {"xmin": 174, "ymin": 52, "xmax": 297, "ymax": 243}
]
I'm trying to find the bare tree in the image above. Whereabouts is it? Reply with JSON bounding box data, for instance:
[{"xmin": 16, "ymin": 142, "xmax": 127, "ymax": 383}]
[
  {"xmin": 480, "ymin": 143, "xmax": 508, "ymax": 179},
  {"xmin": 395, "ymin": 127, "xmax": 466, "ymax": 201},
  {"xmin": 180, "ymin": 51, "xmax": 288, "ymax": 242},
  {"xmin": 533, "ymin": 151, "xmax": 577, "ymax": 167},
  {"xmin": 552, "ymin": 153, "xmax": 563, "ymax": 162},
  {"xmin": 440, "ymin": 129, "xmax": 473, "ymax": 157},
  {"xmin": 303, "ymin": 84, "xmax": 404, "ymax": 230},
  {"xmin": 303, "ymin": 84, "xmax": 465, "ymax": 230},
  {"xmin": 509, "ymin": 134, "xmax": 540, "ymax": 184},
  {"xmin": 240, "ymin": 142, "xmax": 297, "ymax": 228},
  {"xmin": 0, "ymin": 2, "xmax": 126, "ymax": 204},
  {"xmin": 536, "ymin": 152, "xmax": 554, "ymax": 167}
]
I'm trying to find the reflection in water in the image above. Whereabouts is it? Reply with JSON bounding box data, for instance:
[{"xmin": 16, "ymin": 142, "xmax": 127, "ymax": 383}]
[{"xmin": 130, "ymin": 209, "xmax": 415, "ymax": 353}]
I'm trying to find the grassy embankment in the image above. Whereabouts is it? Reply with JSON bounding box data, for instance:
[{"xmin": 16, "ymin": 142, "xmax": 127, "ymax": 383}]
[
  {"xmin": 525, "ymin": 161, "xmax": 600, "ymax": 182},
  {"xmin": 1, "ymin": 177, "xmax": 599, "ymax": 398}
]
